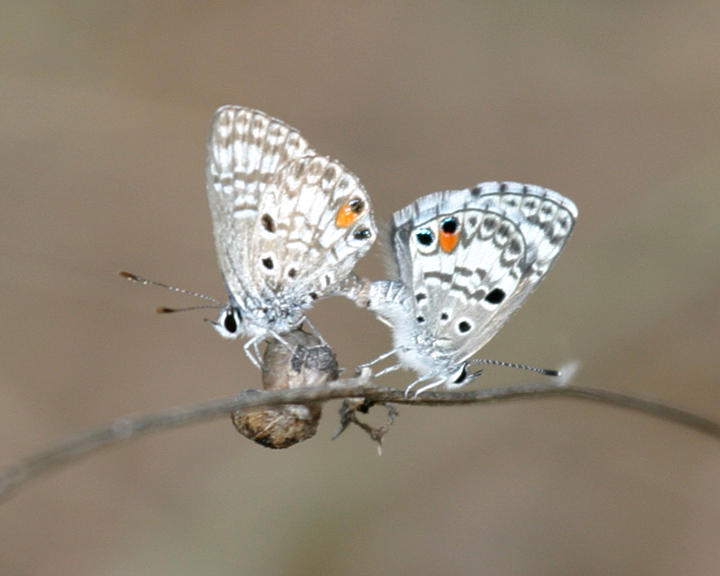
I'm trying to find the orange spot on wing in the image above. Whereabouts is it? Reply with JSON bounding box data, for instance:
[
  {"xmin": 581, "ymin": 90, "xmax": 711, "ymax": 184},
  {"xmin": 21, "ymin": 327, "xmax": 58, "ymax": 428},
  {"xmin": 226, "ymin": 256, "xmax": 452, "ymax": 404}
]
[
  {"xmin": 439, "ymin": 229, "xmax": 460, "ymax": 253},
  {"xmin": 335, "ymin": 200, "xmax": 363, "ymax": 227}
]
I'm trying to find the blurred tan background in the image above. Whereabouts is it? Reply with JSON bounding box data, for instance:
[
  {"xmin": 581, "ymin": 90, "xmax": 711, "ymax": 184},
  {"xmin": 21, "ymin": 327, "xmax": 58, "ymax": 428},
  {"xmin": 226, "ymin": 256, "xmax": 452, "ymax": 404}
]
[{"xmin": 2, "ymin": 2, "xmax": 719, "ymax": 574}]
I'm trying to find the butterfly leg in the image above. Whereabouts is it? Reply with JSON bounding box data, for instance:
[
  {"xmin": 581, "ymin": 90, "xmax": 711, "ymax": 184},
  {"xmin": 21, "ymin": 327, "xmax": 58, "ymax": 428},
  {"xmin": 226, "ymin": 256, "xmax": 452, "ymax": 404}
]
[
  {"xmin": 357, "ymin": 347, "xmax": 402, "ymax": 370},
  {"xmin": 412, "ymin": 377, "xmax": 447, "ymax": 398},
  {"xmin": 301, "ymin": 317, "xmax": 328, "ymax": 346},
  {"xmin": 243, "ymin": 337, "xmax": 264, "ymax": 370},
  {"xmin": 403, "ymin": 374, "xmax": 433, "ymax": 398},
  {"xmin": 374, "ymin": 363, "xmax": 403, "ymax": 377},
  {"xmin": 267, "ymin": 330, "xmax": 294, "ymax": 353}
]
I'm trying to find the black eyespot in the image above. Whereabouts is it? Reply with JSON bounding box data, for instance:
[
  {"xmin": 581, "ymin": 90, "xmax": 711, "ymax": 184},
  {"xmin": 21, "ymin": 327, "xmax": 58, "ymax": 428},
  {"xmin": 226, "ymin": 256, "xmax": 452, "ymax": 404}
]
[
  {"xmin": 309, "ymin": 292, "xmax": 318, "ymax": 300},
  {"xmin": 416, "ymin": 315, "xmax": 425, "ymax": 323},
  {"xmin": 353, "ymin": 228, "xmax": 372, "ymax": 240},
  {"xmin": 440, "ymin": 312, "xmax": 449, "ymax": 321},
  {"xmin": 458, "ymin": 320, "xmax": 472, "ymax": 333},
  {"xmin": 415, "ymin": 228, "xmax": 433, "ymax": 246},
  {"xmin": 224, "ymin": 312, "xmax": 238, "ymax": 333},
  {"xmin": 415, "ymin": 292, "xmax": 427, "ymax": 302},
  {"xmin": 261, "ymin": 257, "xmax": 274, "ymax": 270},
  {"xmin": 348, "ymin": 198, "xmax": 364, "ymax": 213},
  {"xmin": 485, "ymin": 288, "xmax": 506, "ymax": 305},
  {"xmin": 453, "ymin": 364, "xmax": 468, "ymax": 384},
  {"xmin": 261, "ymin": 214, "xmax": 276, "ymax": 233},
  {"xmin": 441, "ymin": 217, "xmax": 458, "ymax": 234},
  {"xmin": 288, "ymin": 268, "xmax": 297, "ymax": 279}
]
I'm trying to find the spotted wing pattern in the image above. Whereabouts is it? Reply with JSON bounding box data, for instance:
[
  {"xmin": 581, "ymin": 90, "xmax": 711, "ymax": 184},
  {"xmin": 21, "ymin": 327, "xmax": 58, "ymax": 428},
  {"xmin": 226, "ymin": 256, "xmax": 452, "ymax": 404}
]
[
  {"xmin": 385, "ymin": 181, "xmax": 577, "ymax": 377},
  {"xmin": 206, "ymin": 106, "xmax": 315, "ymax": 306},
  {"xmin": 248, "ymin": 155, "xmax": 376, "ymax": 308}
]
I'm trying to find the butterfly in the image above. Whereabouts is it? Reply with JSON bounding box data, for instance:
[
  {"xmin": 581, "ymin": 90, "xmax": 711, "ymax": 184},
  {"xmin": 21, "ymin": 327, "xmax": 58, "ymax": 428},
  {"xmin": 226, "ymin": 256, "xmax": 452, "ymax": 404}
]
[
  {"xmin": 206, "ymin": 106, "xmax": 377, "ymax": 366},
  {"xmin": 351, "ymin": 181, "xmax": 577, "ymax": 395}
]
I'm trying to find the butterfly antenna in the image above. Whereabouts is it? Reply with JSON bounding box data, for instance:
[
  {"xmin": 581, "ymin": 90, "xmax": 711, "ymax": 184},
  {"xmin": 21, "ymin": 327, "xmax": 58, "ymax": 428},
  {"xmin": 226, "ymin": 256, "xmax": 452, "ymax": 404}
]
[
  {"xmin": 119, "ymin": 271, "xmax": 223, "ymax": 307},
  {"xmin": 467, "ymin": 358, "xmax": 560, "ymax": 377},
  {"xmin": 156, "ymin": 305, "xmax": 222, "ymax": 314}
]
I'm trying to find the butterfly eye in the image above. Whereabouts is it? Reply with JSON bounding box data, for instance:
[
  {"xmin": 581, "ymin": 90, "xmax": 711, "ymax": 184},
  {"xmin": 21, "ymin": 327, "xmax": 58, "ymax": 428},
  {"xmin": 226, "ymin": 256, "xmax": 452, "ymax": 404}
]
[
  {"xmin": 451, "ymin": 364, "xmax": 468, "ymax": 384},
  {"xmin": 224, "ymin": 311, "xmax": 238, "ymax": 333},
  {"xmin": 485, "ymin": 288, "xmax": 506, "ymax": 305},
  {"xmin": 216, "ymin": 308, "xmax": 241, "ymax": 338}
]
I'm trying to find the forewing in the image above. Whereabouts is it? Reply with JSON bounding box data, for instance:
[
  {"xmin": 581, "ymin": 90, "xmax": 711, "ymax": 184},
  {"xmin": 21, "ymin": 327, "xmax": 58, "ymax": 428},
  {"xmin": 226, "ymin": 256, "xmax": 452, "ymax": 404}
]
[
  {"xmin": 205, "ymin": 106, "xmax": 315, "ymax": 300},
  {"xmin": 250, "ymin": 155, "xmax": 376, "ymax": 304}
]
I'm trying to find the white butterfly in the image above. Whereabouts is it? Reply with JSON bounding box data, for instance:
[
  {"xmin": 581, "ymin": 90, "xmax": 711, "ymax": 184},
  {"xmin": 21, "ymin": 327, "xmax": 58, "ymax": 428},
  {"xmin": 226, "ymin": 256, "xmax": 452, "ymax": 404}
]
[
  {"xmin": 352, "ymin": 181, "xmax": 577, "ymax": 395},
  {"xmin": 206, "ymin": 106, "xmax": 377, "ymax": 365}
]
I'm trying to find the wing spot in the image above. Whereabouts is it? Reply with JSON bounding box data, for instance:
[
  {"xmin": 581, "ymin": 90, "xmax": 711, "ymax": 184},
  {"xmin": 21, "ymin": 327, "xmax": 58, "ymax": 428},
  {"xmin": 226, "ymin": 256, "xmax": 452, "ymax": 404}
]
[
  {"xmin": 353, "ymin": 227, "xmax": 372, "ymax": 240},
  {"xmin": 261, "ymin": 214, "xmax": 276, "ymax": 233},
  {"xmin": 506, "ymin": 238, "xmax": 523, "ymax": 258},
  {"xmin": 288, "ymin": 268, "xmax": 297, "ymax": 279},
  {"xmin": 261, "ymin": 257, "xmax": 274, "ymax": 270},
  {"xmin": 440, "ymin": 217, "xmax": 458, "ymax": 234},
  {"xmin": 415, "ymin": 292, "xmax": 427, "ymax": 302},
  {"xmin": 416, "ymin": 316, "xmax": 425, "ymax": 323},
  {"xmin": 485, "ymin": 288, "xmax": 506, "ymax": 305},
  {"xmin": 458, "ymin": 320, "xmax": 472, "ymax": 333},
  {"xmin": 336, "ymin": 198, "xmax": 366, "ymax": 227},
  {"xmin": 349, "ymin": 198, "xmax": 364, "ymax": 212},
  {"xmin": 439, "ymin": 216, "xmax": 460, "ymax": 253},
  {"xmin": 440, "ymin": 312, "xmax": 449, "ymax": 321},
  {"xmin": 415, "ymin": 228, "xmax": 434, "ymax": 246}
]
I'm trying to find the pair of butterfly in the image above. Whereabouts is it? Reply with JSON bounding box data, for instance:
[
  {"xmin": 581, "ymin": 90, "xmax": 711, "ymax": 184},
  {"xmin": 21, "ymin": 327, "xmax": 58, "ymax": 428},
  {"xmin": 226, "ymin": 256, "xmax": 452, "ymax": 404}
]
[{"xmin": 138, "ymin": 105, "xmax": 578, "ymax": 396}]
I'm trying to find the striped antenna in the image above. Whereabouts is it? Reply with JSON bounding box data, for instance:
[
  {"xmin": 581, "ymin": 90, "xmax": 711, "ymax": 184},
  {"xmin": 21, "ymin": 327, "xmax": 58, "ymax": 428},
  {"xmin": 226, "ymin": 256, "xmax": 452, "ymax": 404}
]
[
  {"xmin": 466, "ymin": 358, "xmax": 560, "ymax": 377},
  {"xmin": 119, "ymin": 271, "xmax": 223, "ymax": 311}
]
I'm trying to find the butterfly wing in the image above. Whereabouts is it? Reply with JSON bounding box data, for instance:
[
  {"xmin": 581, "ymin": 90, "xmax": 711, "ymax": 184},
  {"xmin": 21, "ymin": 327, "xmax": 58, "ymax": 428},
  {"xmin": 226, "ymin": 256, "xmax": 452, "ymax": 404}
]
[
  {"xmin": 205, "ymin": 106, "xmax": 315, "ymax": 303},
  {"xmin": 390, "ymin": 181, "xmax": 577, "ymax": 367},
  {"xmin": 249, "ymin": 155, "xmax": 377, "ymax": 310}
]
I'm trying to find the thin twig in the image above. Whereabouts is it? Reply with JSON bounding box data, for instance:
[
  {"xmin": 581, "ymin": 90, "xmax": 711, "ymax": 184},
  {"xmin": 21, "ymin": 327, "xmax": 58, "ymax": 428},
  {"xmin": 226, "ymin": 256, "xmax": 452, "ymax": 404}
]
[{"xmin": 1, "ymin": 378, "xmax": 718, "ymax": 501}]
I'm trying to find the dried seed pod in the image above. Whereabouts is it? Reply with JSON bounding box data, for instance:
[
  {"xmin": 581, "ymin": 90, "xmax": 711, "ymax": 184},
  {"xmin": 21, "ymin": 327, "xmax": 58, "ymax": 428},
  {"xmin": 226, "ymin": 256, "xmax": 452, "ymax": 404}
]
[{"xmin": 231, "ymin": 328, "xmax": 338, "ymax": 448}]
